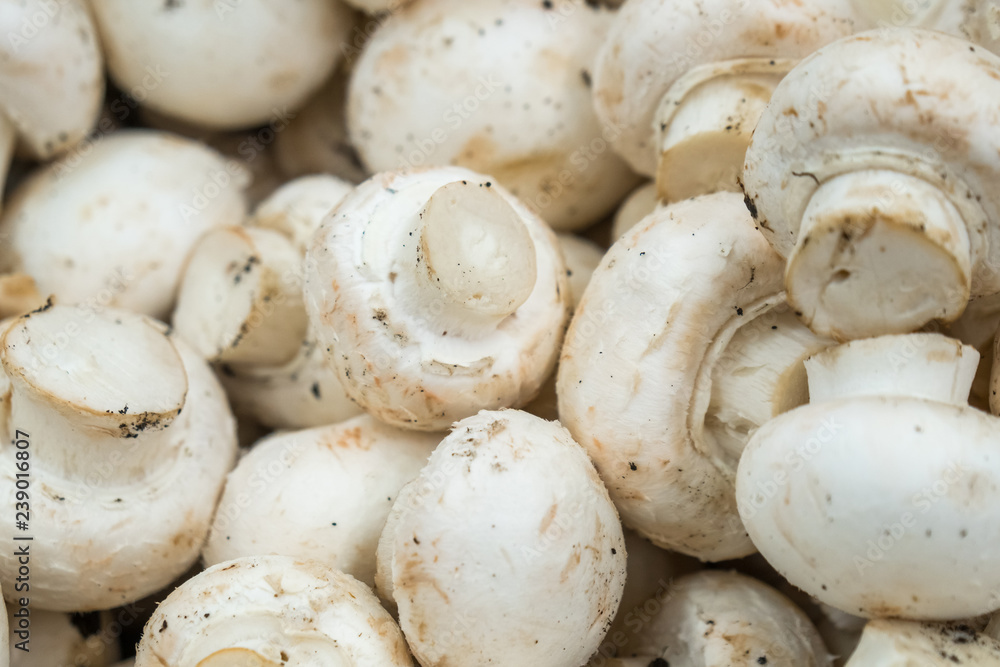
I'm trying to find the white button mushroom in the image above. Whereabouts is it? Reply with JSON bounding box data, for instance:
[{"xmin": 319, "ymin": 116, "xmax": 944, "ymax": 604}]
[
  {"xmin": 173, "ymin": 175, "xmax": 364, "ymax": 430},
  {"xmin": 0, "ymin": 305, "xmax": 237, "ymax": 611},
  {"xmin": 737, "ymin": 332, "xmax": 1000, "ymax": 619},
  {"xmin": 845, "ymin": 619, "xmax": 1000, "ymax": 665},
  {"xmin": 135, "ymin": 555, "xmax": 414, "ymax": 666},
  {"xmin": 376, "ymin": 410, "xmax": 626, "ymax": 667},
  {"xmin": 88, "ymin": 0, "xmax": 355, "ymax": 131},
  {"xmin": 0, "ymin": 0, "xmax": 103, "ymax": 161},
  {"xmin": 8, "ymin": 607, "xmax": 121, "ymax": 667},
  {"xmin": 743, "ymin": 28, "xmax": 1000, "ymax": 341},
  {"xmin": 347, "ymin": 0, "xmax": 641, "ymax": 231},
  {"xmin": 558, "ymin": 192, "xmax": 833, "ymax": 561},
  {"xmin": 589, "ymin": 570, "xmax": 831, "ymax": 666},
  {"xmin": 304, "ymin": 167, "xmax": 568, "ymax": 431},
  {"xmin": 591, "ymin": 0, "xmax": 860, "ymax": 194},
  {"xmin": 202, "ymin": 414, "xmax": 440, "ymax": 587},
  {"xmin": 0, "ymin": 130, "xmax": 249, "ymax": 320}
]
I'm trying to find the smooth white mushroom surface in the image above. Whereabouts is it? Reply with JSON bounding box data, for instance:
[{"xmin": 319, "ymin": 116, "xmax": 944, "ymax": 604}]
[
  {"xmin": 738, "ymin": 333, "xmax": 1000, "ymax": 620},
  {"xmin": 592, "ymin": 0, "xmax": 860, "ymax": 183},
  {"xmin": 0, "ymin": 0, "xmax": 103, "ymax": 162},
  {"xmin": 845, "ymin": 619, "xmax": 1000, "ymax": 665},
  {"xmin": 135, "ymin": 556, "xmax": 413, "ymax": 666},
  {"xmin": 88, "ymin": 0, "xmax": 355, "ymax": 130},
  {"xmin": 8, "ymin": 608, "xmax": 120, "ymax": 667},
  {"xmin": 0, "ymin": 305, "xmax": 237, "ymax": 611},
  {"xmin": 304, "ymin": 167, "xmax": 569, "ymax": 431},
  {"xmin": 743, "ymin": 28, "xmax": 1000, "ymax": 341},
  {"xmin": 347, "ymin": 0, "xmax": 640, "ymax": 231},
  {"xmin": 590, "ymin": 570, "xmax": 831, "ymax": 666},
  {"xmin": 203, "ymin": 414, "xmax": 440, "ymax": 587},
  {"xmin": 558, "ymin": 192, "xmax": 833, "ymax": 561},
  {"xmin": 376, "ymin": 410, "xmax": 626, "ymax": 667},
  {"xmin": 0, "ymin": 130, "xmax": 248, "ymax": 320}
]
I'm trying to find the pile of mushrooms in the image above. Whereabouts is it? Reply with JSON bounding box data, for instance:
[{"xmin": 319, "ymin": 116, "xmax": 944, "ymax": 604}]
[{"xmin": 13, "ymin": 1, "xmax": 1000, "ymax": 665}]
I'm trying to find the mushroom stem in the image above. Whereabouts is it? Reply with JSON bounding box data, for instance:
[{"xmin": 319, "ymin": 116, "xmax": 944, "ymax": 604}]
[
  {"xmin": 702, "ymin": 305, "xmax": 828, "ymax": 465},
  {"xmin": 0, "ymin": 307, "xmax": 188, "ymax": 483},
  {"xmin": 173, "ymin": 227, "xmax": 308, "ymax": 367},
  {"xmin": 655, "ymin": 67, "xmax": 788, "ymax": 203},
  {"xmin": 804, "ymin": 333, "xmax": 979, "ymax": 405},
  {"xmin": 785, "ymin": 170, "xmax": 972, "ymax": 341},
  {"xmin": 410, "ymin": 180, "xmax": 537, "ymax": 336}
]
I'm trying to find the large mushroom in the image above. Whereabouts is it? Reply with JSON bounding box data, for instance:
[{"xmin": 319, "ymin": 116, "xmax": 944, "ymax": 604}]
[
  {"xmin": 135, "ymin": 555, "xmax": 413, "ymax": 666},
  {"xmin": 0, "ymin": 305, "xmax": 237, "ymax": 611},
  {"xmin": 203, "ymin": 414, "xmax": 440, "ymax": 587},
  {"xmin": 304, "ymin": 167, "xmax": 569, "ymax": 431},
  {"xmin": 376, "ymin": 410, "xmax": 626, "ymax": 666},
  {"xmin": 347, "ymin": 0, "xmax": 640, "ymax": 231},
  {"xmin": 591, "ymin": 0, "xmax": 860, "ymax": 199},
  {"xmin": 88, "ymin": 0, "xmax": 356, "ymax": 130},
  {"xmin": 737, "ymin": 333, "xmax": 1000, "ymax": 619},
  {"xmin": 558, "ymin": 192, "xmax": 833, "ymax": 561},
  {"xmin": 0, "ymin": 130, "xmax": 248, "ymax": 320},
  {"xmin": 743, "ymin": 28, "xmax": 1000, "ymax": 341}
]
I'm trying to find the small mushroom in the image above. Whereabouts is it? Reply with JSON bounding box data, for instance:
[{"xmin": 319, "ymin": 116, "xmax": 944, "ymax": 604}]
[
  {"xmin": 203, "ymin": 414, "xmax": 440, "ymax": 587},
  {"xmin": 88, "ymin": 0, "xmax": 355, "ymax": 130},
  {"xmin": 134, "ymin": 555, "xmax": 413, "ymax": 666},
  {"xmin": 743, "ymin": 28, "xmax": 1000, "ymax": 341},
  {"xmin": 558, "ymin": 192, "xmax": 833, "ymax": 560},
  {"xmin": 610, "ymin": 181, "xmax": 658, "ymax": 241},
  {"xmin": 0, "ymin": 130, "xmax": 249, "ymax": 320},
  {"xmin": 173, "ymin": 174, "xmax": 363, "ymax": 430},
  {"xmin": 304, "ymin": 167, "xmax": 568, "ymax": 431},
  {"xmin": 0, "ymin": 0, "xmax": 103, "ymax": 161},
  {"xmin": 591, "ymin": 0, "xmax": 859, "ymax": 193},
  {"xmin": 375, "ymin": 410, "xmax": 626, "ymax": 666},
  {"xmin": 737, "ymin": 333, "xmax": 1000, "ymax": 619},
  {"xmin": 8, "ymin": 608, "xmax": 121, "ymax": 667},
  {"xmin": 347, "ymin": 0, "xmax": 641, "ymax": 231},
  {"xmin": 589, "ymin": 570, "xmax": 831, "ymax": 666},
  {"xmin": 0, "ymin": 305, "xmax": 237, "ymax": 611},
  {"xmin": 845, "ymin": 619, "xmax": 1000, "ymax": 665}
]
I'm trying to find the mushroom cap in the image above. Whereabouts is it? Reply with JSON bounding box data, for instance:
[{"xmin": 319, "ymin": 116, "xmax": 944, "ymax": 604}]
[
  {"xmin": 347, "ymin": 0, "xmax": 640, "ymax": 231},
  {"xmin": 0, "ymin": 307, "xmax": 238, "ymax": 611},
  {"xmin": 89, "ymin": 0, "xmax": 355, "ymax": 130},
  {"xmin": 737, "ymin": 390, "xmax": 1000, "ymax": 619},
  {"xmin": 217, "ymin": 337, "xmax": 364, "ymax": 431},
  {"xmin": 558, "ymin": 192, "xmax": 793, "ymax": 560},
  {"xmin": 743, "ymin": 28, "xmax": 1000, "ymax": 297},
  {"xmin": 203, "ymin": 414, "xmax": 439, "ymax": 587},
  {"xmin": 135, "ymin": 555, "xmax": 413, "ymax": 666},
  {"xmin": 376, "ymin": 410, "xmax": 626, "ymax": 667},
  {"xmin": 250, "ymin": 174, "xmax": 355, "ymax": 256},
  {"xmin": 304, "ymin": 167, "xmax": 568, "ymax": 431},
  {"xmin": 0, "ymin": 130, "xmax": 248, "ymax": 320},
  {"xmin": 0, "ymin": 0, "xmax": 104, "ymax": 159},
  {"xmin": 603, "ymin": 570, "xmax": 830, "ymax": 666},
  {"xmin": 592, "ymin": 0, "xmax": 861, "ymax": 176},
  {"xmin": 845, "ymin": 619, "xmax": 1000, "ymax": 665}
]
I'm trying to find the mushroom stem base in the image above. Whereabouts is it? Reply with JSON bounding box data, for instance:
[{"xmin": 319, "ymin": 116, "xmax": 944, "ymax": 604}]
[{"xmin": 786, "ymin": 170, "xmax": 971, "ymax": 341}]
